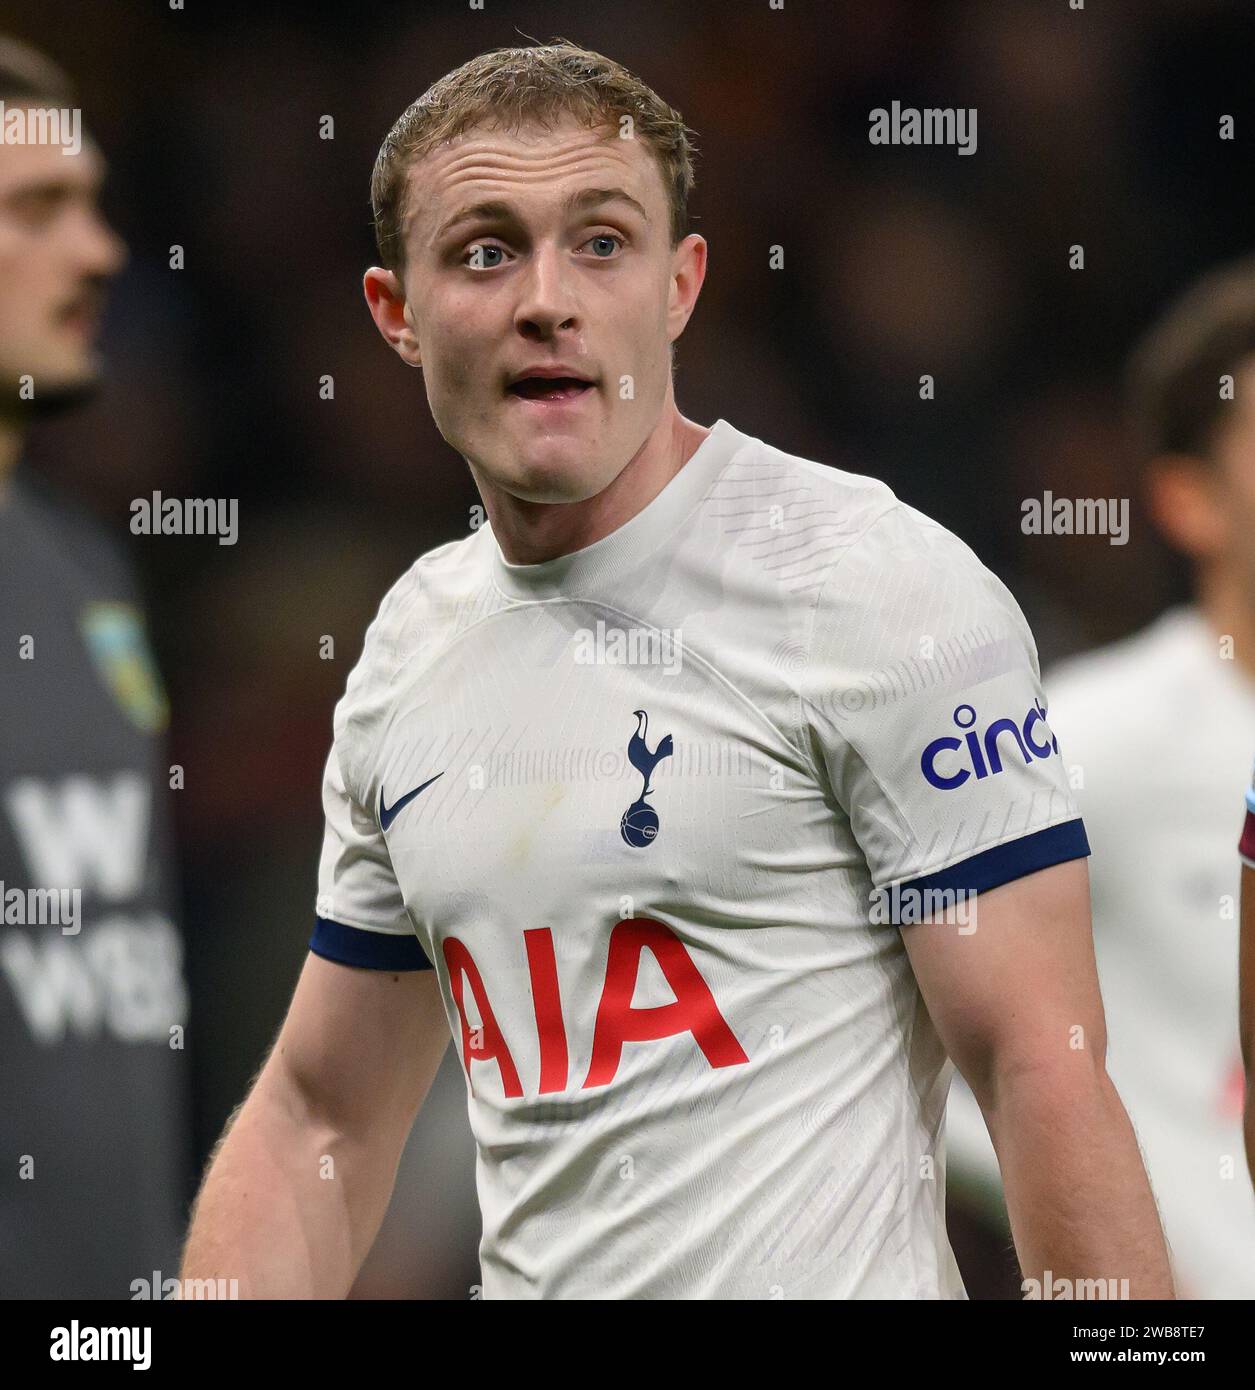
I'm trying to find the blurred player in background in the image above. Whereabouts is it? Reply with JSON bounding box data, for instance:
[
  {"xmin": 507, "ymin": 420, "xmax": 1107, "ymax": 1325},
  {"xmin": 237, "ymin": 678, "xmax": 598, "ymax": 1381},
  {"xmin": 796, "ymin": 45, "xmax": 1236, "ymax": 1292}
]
[
  {"xmin": 1241, "ymin": 759, "xmax": 1254, "ymax": 1189},
  {"xmin": 0, "ymin": 37, "xmax": 191, "ymax": 1296},
  {"xmin": 182, "ymin": 40, "xmax": 1171, "ymax": 1299},
  {"xmin": 948, "ymin": 258, "xmax": 1255, "ymax": 1298}
]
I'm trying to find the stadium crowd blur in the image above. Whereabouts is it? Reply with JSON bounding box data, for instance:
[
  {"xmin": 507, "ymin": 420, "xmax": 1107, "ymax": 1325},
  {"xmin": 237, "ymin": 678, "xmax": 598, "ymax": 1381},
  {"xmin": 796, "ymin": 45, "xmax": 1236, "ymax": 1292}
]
[{"xmin": 8, "ymin": 0, "xmax": 1253, "ymax": 1296}]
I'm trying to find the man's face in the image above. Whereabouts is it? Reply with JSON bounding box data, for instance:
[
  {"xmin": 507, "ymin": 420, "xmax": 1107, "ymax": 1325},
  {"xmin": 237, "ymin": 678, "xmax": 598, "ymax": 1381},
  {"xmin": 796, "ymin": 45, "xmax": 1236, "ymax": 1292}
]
[
  {"xmin": 0, "ymin": 115, "xmax": 126, "ymax": 402},
  {"xmin": 367, "ymin": 117, "xmax": 704, "ymax": 502}
]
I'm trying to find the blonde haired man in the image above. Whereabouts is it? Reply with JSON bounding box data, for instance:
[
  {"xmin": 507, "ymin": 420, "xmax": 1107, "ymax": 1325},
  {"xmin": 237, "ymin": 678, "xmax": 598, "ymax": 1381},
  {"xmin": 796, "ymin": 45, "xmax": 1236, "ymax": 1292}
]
[{"xmin": 182, "ymin": 40, "xmax": 1170, "ymax": 1300}]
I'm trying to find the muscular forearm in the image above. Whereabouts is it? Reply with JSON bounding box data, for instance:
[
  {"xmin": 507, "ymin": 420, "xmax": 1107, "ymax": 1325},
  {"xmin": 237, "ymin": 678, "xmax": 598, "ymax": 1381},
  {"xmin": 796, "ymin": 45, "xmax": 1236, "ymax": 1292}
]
[
  {"xmin": 180, "ymin": 1065, "xmax": 398, "ymax": 1298},
  {"xmin": 983, "ymin": 1059, "xmax": 1174, "ymax": 1299}
]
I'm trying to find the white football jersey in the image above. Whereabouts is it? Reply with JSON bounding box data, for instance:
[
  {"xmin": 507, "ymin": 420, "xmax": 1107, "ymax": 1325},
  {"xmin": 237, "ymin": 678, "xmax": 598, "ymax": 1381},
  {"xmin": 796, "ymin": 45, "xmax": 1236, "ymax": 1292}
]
[
  {"xmin": 946, "ymin": 608, "xmax": 1255, "ymax": 1298},
  {"xmin": 312, "ymin": 418, "xmax": 1087, "ymax": 1299}
]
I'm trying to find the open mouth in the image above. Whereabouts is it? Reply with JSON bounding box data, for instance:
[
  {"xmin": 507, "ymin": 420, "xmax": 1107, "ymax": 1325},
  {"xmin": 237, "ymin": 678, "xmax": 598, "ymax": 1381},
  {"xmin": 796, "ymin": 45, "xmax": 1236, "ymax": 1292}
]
[
  {"xmin": 507, "ymin": 377, "xmax": 595, "ymax": 401},
  {"xmin": 58, "ymin": 295, "xmax": 104, "ymax": 336}
]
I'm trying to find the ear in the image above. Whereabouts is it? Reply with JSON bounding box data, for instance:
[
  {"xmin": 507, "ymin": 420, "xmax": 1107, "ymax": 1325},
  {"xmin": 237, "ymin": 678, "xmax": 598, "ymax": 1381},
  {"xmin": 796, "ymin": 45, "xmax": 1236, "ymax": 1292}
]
[
  {"xmin": 1145, "ymin": 454, "xmax": 1225, "ymax": 560},
  {"xmin": 665, "ymin": 233, "xmax": 708, "ymax": 346},
  {"xmin": 363, "ymin": 267, "xmax": 422, "ymax": 367}
]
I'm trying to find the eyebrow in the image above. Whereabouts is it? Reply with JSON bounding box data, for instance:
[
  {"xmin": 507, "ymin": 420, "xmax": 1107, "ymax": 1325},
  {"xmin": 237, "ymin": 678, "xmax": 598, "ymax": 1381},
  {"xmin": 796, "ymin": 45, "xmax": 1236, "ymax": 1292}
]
[
  {"xmin": 432, "ymin": 186, "xmax": 650, "ymax": 245},
  {"xmin": 1, "ymin": 171, "xmax": 105, "ymax": 203}
]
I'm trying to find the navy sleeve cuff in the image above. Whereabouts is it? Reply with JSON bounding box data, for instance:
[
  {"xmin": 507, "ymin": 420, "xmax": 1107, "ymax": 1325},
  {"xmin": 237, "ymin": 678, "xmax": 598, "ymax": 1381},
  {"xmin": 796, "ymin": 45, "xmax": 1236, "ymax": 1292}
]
[
  {"xmin": 894, "ymin": 817, "xmax": 1091, "ymax": 901},
  {"xmin": 310, "ymin": 915, "xmax": 433, "ymax": 971}
]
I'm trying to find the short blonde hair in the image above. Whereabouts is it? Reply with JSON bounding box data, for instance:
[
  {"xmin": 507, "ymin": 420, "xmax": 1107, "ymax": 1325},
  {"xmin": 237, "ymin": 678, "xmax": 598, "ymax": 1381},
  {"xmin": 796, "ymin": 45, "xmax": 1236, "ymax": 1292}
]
[{"xmin": 370, "ymin": 39, "xmax": 698, "ymax": 272}]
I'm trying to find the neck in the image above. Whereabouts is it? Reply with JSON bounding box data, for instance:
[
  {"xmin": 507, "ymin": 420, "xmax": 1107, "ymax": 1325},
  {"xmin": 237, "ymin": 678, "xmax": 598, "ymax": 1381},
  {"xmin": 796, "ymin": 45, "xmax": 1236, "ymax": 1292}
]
[
  {"xmin": 472, "ymin": 402, "xmax": 709, "ymax": 566},
  {"xmin": 1195, "ymin": 561, "xmax": 1255, "ymax": 684}
]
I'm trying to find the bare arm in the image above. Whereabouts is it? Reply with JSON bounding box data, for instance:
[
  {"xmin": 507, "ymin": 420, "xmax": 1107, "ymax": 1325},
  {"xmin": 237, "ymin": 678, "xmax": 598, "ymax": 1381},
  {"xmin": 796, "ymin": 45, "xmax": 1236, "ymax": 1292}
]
[
  {"xmin": 1241, "ymin": 862, "xmax": 1255, "ymax": 1190},
  {"xmin": 901, "ymin": 857, "xmax": 1174, "ymax": 1298},
  {"xmin": 180, "ymin": 952, "xmax": 450, "ymax": 1298}
]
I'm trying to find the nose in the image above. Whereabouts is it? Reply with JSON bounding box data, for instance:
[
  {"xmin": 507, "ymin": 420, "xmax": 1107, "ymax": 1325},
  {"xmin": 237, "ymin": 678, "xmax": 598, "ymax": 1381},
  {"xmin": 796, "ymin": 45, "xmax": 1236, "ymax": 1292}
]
[
  {"xmin": 91, "ymin": 213, "xmax": 129, "ymax": 278},
  {"xmin": 513, "ymin": 240, "xmax": 579, "ymax": 341},
  {"xmin": 73, "ymin": 204, "xmax": 128, "ymax": 279}
]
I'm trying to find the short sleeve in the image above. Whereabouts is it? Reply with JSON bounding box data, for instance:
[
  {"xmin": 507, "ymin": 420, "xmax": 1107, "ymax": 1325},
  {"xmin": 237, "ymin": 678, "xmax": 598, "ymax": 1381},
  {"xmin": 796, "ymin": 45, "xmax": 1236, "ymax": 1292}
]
[
  {"xmin": 800, "ymin": 504, "xmax": 1089, "ymax": 903},
  {"xmin": 309, "ymin": 739, "xmax": 432, "ymax": 971}
]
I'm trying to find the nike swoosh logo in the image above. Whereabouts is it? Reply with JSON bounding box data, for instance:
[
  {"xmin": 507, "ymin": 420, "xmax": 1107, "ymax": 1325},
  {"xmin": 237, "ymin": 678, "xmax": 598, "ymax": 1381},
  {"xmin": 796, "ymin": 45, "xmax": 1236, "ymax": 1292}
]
[{"xmin": 379, "ymin": 772, "xmax": 445, "ymax": 831}]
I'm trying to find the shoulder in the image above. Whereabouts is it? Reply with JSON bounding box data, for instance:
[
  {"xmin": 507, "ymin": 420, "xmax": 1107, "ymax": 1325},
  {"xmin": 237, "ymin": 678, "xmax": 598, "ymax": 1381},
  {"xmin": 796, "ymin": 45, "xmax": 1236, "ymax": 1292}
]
[
  {"xmin": 723, "ymin": 427, "xmax": 1008, "ymax": 618},
  {"xmin": 7, "ymin": 472, "xmax": 140, "ymax": 598},
  {"xmin": 728, "ymin": 427, "xmax": 904, "ymax": 551},
  {"xmin": 332, "ymin": 529, "xmax": 485, "ymax": 763},
  {"xmin": 832, "ymin": 499, "xmax": 997, "ymax": 587},
  {"xmin": 805, "ymin": 493, "xmax": 1033, "ymax": 673}
]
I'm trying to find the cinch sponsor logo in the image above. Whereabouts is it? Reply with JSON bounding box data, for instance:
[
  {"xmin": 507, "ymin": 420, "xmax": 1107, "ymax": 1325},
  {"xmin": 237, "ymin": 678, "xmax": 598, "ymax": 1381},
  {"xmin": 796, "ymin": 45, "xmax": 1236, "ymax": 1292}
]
[{"xmin": 920, "ymin": 700, "xmax": 1058, "ymax": 790}]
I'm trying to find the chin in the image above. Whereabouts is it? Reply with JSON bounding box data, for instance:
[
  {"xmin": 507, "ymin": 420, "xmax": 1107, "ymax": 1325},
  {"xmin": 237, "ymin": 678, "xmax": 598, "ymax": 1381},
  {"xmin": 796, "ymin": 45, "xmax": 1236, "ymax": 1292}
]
[
  {"xmin": 508, "ymin": 455, "xmax": 600, "ymax": 504},
  {"xmin": 500, "ymin": 431, "xmax": 582, "ymax": 485},
  {"xmin": 3, "ymin": 365, "xmax": 103, "ymax": 419}
]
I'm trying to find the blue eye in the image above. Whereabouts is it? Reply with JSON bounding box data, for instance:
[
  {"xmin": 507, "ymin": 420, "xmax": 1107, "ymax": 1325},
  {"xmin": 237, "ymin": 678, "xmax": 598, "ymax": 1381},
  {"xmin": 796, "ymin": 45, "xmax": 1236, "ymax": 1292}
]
[
  {"xmin": 466, "ymin": 244, "xmax": 505, "ymax": 269},
  {"xmin": 585, "ymin": 235, "xmax": 622, "ymax": 258}
]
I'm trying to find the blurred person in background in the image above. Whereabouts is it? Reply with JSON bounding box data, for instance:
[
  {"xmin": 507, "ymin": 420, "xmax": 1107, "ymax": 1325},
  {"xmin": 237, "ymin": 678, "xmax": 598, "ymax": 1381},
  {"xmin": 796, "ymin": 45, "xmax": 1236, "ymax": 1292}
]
[
  {"xmin": 0, "ymin": 36, "xmax": 191, "ymax": 1297},
  {"xmin": 947, "ymin": 257, "xmax": 1255, "ymax": 1298}
]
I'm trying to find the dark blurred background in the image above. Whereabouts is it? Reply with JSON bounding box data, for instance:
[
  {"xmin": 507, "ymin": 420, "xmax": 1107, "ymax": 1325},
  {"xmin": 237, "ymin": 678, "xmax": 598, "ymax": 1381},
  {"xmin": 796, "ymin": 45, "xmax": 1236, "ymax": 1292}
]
[{"xmin": 6, "ymin": 0, "xmax": 1252, "ymax": 1296}]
